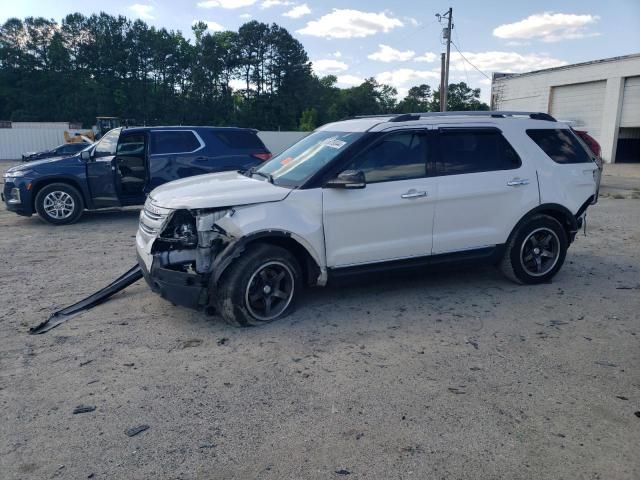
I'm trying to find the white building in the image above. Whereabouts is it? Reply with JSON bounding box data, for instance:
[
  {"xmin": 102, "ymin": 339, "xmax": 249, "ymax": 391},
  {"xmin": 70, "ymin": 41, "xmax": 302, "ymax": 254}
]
[{"xmin": 491, "ymin": 53, "xmax": 640, "ymax": 163}]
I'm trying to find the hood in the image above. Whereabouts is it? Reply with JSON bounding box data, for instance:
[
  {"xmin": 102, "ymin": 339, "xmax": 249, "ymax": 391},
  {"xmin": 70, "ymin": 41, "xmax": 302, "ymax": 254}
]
[
  {"xmin": 8, "ymin": 155, "xmax": 78, "ymax": 173},
  {"xmin": 149, "ymin": 170, "xmax": 292, "ymax": 210}
]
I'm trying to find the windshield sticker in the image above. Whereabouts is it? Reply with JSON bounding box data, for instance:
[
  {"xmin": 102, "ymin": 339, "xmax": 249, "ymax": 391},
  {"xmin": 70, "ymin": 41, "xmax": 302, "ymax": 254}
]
[
  {"xmin": 319, "ymin": 136, "xmax": 347, "ymax": 149},
  {"xmin": 280, "ymin": 156, "xmax": 293, "ymax": 166}
]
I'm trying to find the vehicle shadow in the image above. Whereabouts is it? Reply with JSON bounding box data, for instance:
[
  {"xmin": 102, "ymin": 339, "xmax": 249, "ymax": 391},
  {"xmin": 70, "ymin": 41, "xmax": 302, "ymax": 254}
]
[
  {"xmin": 78, "ymin": 207, "xmax": 141, "ymax": 225},
  {"xmin": 236, "ymin": 249, "xmax": 634, "ymax": 334}
]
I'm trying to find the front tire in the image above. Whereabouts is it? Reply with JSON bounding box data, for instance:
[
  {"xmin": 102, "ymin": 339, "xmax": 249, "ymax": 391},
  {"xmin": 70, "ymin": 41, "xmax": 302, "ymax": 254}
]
[
  {"xmin": 34, "ymin": 183, "xmax": 84, "ymax": 225},
  {"xmin": 500, "ymin": 214, "xmax": 568, "ymax": 284},
  {"xmin": 215, "ymin": 244, "xmax": 302, "ymax": 327}
]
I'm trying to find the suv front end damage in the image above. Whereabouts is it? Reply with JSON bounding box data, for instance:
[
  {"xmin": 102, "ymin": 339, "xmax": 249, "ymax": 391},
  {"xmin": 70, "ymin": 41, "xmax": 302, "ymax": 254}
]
[{"xmin": 136, "ymin": 199, "xmax": 235, "ymax": 310}]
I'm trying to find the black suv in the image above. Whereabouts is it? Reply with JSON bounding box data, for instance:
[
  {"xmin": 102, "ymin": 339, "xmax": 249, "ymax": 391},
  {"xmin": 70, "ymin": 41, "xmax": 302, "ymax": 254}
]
[{"xmin": 3, "ymin": 126, "xmax": 271, "ymax": 224}]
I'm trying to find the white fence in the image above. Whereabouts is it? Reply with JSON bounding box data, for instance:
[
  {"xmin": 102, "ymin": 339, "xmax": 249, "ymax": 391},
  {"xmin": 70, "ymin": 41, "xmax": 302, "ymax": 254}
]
[
  {"xmin": 258, "ymin": 131, "xmax": 308, "ymax": 155},
  {"xmin": 0, "ymin": 123, "xmax": 307, "ymax": 160},
  {"xmin": 0, "ymin": 122, "xmax": 86, "ymax": 160}
]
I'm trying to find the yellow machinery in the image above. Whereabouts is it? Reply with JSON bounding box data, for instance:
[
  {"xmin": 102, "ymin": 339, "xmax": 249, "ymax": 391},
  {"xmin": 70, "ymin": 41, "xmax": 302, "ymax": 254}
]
[{"xmin": 64, "ymin": 130, "xmax": 96, "ymax": 144}]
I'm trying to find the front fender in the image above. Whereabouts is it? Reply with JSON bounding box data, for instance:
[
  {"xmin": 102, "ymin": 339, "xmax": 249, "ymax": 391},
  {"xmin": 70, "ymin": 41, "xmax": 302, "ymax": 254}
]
[{"xmin": 210, "ymin": 229, "xmax": 325, "ymax": 286}]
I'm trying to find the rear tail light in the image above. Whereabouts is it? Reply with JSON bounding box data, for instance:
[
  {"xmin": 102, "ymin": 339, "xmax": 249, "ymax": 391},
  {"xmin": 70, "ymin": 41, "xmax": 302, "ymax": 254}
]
[{"xmin": 252, "ymin": 152, "xmax": 272, "ymax": 162}]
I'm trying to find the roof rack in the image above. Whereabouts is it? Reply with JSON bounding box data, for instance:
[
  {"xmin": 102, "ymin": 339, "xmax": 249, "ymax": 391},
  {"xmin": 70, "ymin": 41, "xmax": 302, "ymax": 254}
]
[{"xmin": 353, "ymin": 111, "xmax": 556, "ymax": 122}]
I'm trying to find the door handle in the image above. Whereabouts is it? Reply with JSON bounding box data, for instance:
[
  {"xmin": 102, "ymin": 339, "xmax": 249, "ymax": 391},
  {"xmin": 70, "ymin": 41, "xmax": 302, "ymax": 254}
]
[
  {"xmin": 401, "ymin": 190, "xmax": 427, "ymax": 199},
  {"xmin": 507, "ymin": 178, "xmax": 529, "ymax": 187}
]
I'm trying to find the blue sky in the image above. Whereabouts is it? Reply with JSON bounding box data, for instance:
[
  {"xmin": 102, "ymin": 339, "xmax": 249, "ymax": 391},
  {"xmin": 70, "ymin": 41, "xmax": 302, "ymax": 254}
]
[{"xmin": 4, "ymin": 0, "xmax": 640, "ymax": 102}]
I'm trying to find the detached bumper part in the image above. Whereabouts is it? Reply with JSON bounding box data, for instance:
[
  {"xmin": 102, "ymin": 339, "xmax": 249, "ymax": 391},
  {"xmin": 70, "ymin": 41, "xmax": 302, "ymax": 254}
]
[
  {"xmin": 138, "ymin": 253, "xmax": 209, "ymax": 310},
  {"xmin": 30, "ymin": 265, "xmax": 143, "ymax": 334}
]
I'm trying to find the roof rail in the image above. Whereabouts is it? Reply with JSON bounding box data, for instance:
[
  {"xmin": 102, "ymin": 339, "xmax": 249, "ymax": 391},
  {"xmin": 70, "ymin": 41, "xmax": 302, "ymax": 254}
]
[
  {"xmin": 352, "ymin": 111, "xmax": 556, "ymax": 122},
  {"xmin": 409, "ymin": 111, "xmax": 557, "ymax": 121}
]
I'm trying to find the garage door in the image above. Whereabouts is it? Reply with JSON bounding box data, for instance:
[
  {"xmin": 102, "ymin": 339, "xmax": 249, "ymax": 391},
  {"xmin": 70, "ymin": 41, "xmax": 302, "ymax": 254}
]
[
  {"xmin": 620, "ymin": 76, "xmax": 640, "ymax": 127},
  {"xmin": 550, "ymin": 81, "xmax": 606, "ymax": 141}
]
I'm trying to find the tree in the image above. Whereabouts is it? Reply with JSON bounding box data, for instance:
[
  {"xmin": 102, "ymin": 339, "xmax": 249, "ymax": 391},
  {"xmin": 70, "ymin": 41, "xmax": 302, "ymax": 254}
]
[
  {"xmin": 0, "ymin": 13, "xmax": 491, "ymax": 129},
  {"xmin": 298, "ymin": 107, "xmax": 317, "ymax": 131},
  {"xmin": 397, "ymin": 84, "xmax": 432, "ymax": 113},
  {"xmin": 430, "ymin": 82, "xmax": 489, "ymax": 112}
]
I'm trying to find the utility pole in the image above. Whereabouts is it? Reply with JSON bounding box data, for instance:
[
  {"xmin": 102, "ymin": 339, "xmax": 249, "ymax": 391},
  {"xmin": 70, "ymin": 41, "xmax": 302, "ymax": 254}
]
[
  {"xmin": 436, "ymin": 8, "xmax": 453, "ymax": 112},
  {"xmin": 440, "ymin": 53, "xmax": 446, "ymax": 111}
]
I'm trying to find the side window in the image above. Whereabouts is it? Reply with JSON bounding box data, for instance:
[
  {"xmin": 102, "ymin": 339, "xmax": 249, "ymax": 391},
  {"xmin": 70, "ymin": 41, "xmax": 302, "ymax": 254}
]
[
  {"xmin": 117, "ymin": 134, "xmax": 146, "ymax": 157},
  {"xmin": 215, "ymin": 130, "xmax": 265, "ymax": 150},
  {"xmin": 94, "ymin": 129, "xmax": 120, "ymax": 158},
  {"xmin": 150, "ymin": 131, "xmax": 201, "ymax": 155},
  {"xmin": 527, "ymin": 129, "xmax": 592, "ymax": 164},
  {"xmin": 438, "ymin": 129, "xmax": 521, "ymax": 175},
  {"xmin": 348, "ymin": 131, "xmax": 427, "ymax": 183}
]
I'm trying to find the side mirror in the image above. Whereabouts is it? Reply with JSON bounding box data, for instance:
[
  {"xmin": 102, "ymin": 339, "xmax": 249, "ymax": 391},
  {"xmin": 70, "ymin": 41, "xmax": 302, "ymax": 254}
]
[
  {"xmin": 325, "ymin": 170, "xmax": 366, "ymax": 189},
  {"xmin": 80, "ymin": 150, "xmax": 91, "ymax": 161}
]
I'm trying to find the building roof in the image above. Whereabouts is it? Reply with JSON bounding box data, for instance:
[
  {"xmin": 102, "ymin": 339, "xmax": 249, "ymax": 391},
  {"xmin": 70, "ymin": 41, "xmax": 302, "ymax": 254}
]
[{"xmin": 493, "ymin": 52, "xmax": 640, "ymax": 81}]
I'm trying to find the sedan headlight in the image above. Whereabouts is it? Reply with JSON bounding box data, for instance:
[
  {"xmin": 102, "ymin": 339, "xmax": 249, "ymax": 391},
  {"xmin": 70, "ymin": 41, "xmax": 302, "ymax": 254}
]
[{"xmin": 3, "ymin": 170, "xmax": 32, "ymax": 178}]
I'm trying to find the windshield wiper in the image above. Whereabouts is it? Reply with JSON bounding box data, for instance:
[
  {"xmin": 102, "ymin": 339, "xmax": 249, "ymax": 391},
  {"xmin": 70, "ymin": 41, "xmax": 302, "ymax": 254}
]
[{"xmin": 251, "ymin": 170, "xmax": 274, "ymax": 184}]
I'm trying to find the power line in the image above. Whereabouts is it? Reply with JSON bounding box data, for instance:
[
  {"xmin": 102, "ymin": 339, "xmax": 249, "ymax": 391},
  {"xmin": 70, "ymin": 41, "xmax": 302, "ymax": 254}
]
[
  {"xmin": 453, "ymin": 28, "xmax": 470, "ymax": 85},
  {"xmin": 451, "ymin": 40, "xmax": 491, "ymax": 80}
]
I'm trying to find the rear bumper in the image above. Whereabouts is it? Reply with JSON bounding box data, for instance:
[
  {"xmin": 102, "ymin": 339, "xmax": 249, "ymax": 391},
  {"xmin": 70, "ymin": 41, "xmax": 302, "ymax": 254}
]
[{"xmin": 137, "ymin": 252, "xmax": 209, "ymax": 310}]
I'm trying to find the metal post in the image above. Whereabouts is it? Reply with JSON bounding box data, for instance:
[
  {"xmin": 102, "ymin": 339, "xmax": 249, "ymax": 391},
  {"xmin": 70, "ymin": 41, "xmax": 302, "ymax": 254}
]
[
  {"xmin": 443, "ymin": 7, "xmax": 453, "ymax": 112},
  {"xmin": 440, "ymin": 53, "xmax": 446, "ymax": 112}
]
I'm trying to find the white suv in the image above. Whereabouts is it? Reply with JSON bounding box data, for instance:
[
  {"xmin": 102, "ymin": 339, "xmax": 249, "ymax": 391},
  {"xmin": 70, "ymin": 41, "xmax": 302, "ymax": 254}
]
[{"xmin": 136, "ymin": 111, "xmax": 600, "ymax": 326}]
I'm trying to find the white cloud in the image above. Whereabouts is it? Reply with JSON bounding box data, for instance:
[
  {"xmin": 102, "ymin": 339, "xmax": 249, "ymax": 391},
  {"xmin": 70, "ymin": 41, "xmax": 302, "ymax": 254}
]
[
  {"xmin": 405, "ymin": 17, "xmax": 419, "ymax": 27},
  {"xmin": 283, "ymin": 4, "xmax": 311, "ymax": 18},
  {"xmin": 297, "ymin": 9, "xmax": 403, "ymax": 38},
  {"xmin": 414, "ymin": 52, "xmax": 438, "ymax": 63},
  {"xmin": 493, "ymin": 12, "xmax": 600, "ymax": 42},
  {"xmin": 313, "ymin": 59, "xmax": 348, "ymax": 75},
  {"xmin": 239, "ymin": 13, "xmax": 252, "ymax": 19},
  {"xmin": 128, "ymin": 4, "xmax": 154, "ymax": 20},
  {"xmin": 448, "ymin": 51, "xmax": 567, "ymax": 74},
  {"xmin": 261, "ymin": 0, "xmax": 293, "ymax": 8},
  {"xmin": 331, "ymin": 51, "xmax": 342, "ymax": 58},
  {"xmin": 198, "ymin": 0, "xmax": 257, "ymax": 9},
  {"xmin": 368, "ymin": 44, "xmax": 415, "ymax": 62},
  {"xmin": 375, "ymin": 69, "xmax": 440, "ymax": 90},
  {"xmin": 193, "ymin": 20, "xmax": 225, "ymax": 32},
  {"xmin": 337, "ymin": 74, "xmax": 364, "ymax": 86}
]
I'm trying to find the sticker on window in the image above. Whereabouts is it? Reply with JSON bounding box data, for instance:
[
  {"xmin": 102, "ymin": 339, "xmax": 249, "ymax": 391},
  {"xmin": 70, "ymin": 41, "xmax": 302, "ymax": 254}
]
[{"xmin": 319, "ymin": 136, "xmax": 347, "ymax": 149}]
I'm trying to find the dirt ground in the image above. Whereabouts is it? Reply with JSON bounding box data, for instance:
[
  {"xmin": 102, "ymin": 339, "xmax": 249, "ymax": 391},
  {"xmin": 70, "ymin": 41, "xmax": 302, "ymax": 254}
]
[{"xmin": 1, "ymin": 162, "xmax": 639, "ymax": 479}]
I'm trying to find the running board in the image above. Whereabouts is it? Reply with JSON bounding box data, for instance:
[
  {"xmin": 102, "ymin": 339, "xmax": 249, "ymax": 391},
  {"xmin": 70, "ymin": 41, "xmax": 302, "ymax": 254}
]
[{"xmin": 29, "ymin": 265, "xmax": 143, "ymax": 335}]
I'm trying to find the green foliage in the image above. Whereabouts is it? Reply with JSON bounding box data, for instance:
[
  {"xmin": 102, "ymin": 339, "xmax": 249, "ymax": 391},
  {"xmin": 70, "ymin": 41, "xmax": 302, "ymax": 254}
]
[
  {"xmin": 0, "ymin": 13, "xmax": 489, "ymax": 130},
  {"xmin": 299, "ymin": 107, "xmax": 317, "ymax": 131},
  {"xmin": 430, "ymin": 82, "xmax": 489, "ymax": 112},
  {"xmin": 397, "ymin": 84, "xmax": 433, "ymax": 113}
]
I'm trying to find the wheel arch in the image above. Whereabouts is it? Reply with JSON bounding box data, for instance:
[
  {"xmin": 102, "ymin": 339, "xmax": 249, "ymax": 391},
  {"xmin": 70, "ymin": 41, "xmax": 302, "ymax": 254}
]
[
  {"xmin": 212, "ymin": 230, "xmax": 324, "ymax": 288},
  {"xmin": 31, "ymin": 177, "xmax": 88, "ymax": 212},
  {"xmin": 509, "ymin": 203, "xmax": 578, "ymax": 245}
]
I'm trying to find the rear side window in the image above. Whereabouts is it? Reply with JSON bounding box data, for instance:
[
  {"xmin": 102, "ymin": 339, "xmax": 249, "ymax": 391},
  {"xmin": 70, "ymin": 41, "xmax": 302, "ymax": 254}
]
[
  {"xmin": 215, "ymin": 130, "xmax": 265, "ymax": 150},
  {"xmin": 438, "ymin": 129, "xmax": 521, "ymax": 175},
  {"xmin": 527, "ymin": 129, "xmax": 592, "ymax": 164},
  {"xmin": 150, "ymin": 131, "xmax": 201, "ymax": 155}
]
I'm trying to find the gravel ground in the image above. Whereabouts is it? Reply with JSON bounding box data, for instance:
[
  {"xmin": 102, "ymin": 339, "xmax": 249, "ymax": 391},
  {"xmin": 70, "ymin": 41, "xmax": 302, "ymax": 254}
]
[{"xmin": 1, "ymin": 162, "xmax": 639, "ymax": 479}]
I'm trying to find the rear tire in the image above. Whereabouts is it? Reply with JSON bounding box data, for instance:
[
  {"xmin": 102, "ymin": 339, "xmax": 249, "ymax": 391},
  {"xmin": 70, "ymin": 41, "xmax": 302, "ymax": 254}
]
[
  {"xmin": 215, "ymin": 244, "xmax": 302, "ymax": 327},
  {"xmin": 34, "ymin": 183, "xmax": 84, "ymax": 225},
  {"xmin": 500, "ymin": 214, "xmax": 568, "ymax": 284}
]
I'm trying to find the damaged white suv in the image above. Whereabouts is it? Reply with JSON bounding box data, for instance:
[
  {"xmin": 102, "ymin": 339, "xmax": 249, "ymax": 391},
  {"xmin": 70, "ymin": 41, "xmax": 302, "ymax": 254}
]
[{"xmin": 136, "ymin": 111, "xmax": 600, "ymax": 326}]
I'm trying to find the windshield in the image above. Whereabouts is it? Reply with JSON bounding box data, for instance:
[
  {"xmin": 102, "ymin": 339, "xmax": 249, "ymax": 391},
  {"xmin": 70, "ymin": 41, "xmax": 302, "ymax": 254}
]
[{"xmin": 256, "ymin": 131, "xmax": 363, "ymax": 187}]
